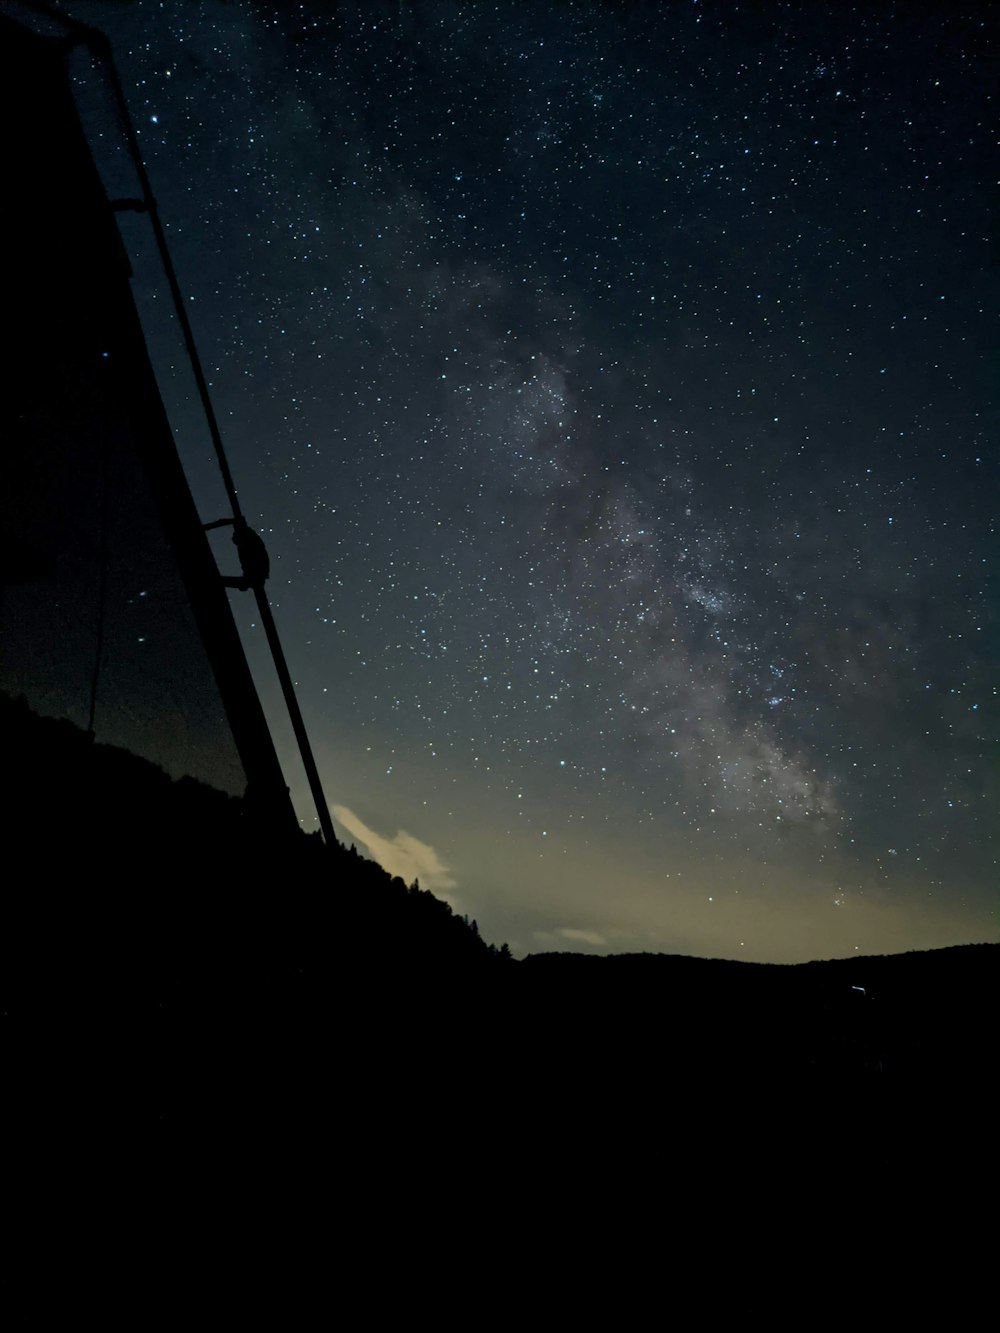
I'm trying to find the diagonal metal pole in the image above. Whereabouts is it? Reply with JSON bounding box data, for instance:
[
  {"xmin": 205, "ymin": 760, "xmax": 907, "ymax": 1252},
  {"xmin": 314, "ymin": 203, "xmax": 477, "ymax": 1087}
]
[
  {"xmin": 14, "ymin": 4, "xmax": 339, "ymax": 845},
  {"xmin": 252, "ymin": 586, "xmax": 339, "ymax": 850},
  {"xmin": 85, "ymin": 21, "xmax": 339, "ymax": 848}
]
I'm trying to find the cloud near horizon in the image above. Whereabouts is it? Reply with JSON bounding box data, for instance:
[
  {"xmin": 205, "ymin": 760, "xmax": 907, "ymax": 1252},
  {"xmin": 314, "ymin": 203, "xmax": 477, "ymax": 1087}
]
[
  {"xmin": 528, "ymin": 926, "xmax": 609, "ymax": 949},
  {"xmin": 332, "ymin": 805, "xmax": 457, "ymax": 897}
]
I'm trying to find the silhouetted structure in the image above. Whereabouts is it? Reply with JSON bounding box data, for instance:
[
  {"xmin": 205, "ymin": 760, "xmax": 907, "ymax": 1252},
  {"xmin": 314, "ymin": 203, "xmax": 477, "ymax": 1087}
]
[{"xmin": 0, "ymin": 11, "xmax": 298, "ymax": 837}]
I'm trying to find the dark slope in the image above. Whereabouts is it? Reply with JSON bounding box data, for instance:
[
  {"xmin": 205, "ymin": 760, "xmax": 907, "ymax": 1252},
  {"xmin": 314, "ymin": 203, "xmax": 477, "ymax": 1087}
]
[
  {"xmin": 0, "ymin": 688, "xmax": 497, "ymax": 977},
  {"xmin": 3, "ymin": 692, "xmax": 995, "ymax": 1197},
  {"xmin": 0, "ymin": 691, "xmax": 504, "ymax": 1164},
  {"xmin": 4, "ymin": 689, "xmax": 994, "ymax": 1100},
  {"xmin": 3, "ymin": 690, "xmax": 996, "ymax": 1300}
]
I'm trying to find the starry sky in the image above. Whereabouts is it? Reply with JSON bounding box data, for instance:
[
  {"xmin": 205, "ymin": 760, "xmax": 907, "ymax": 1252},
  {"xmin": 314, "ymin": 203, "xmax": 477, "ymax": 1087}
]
[{"xmin": 60, "ymin": 0, "xmax": 996, "ymax": 961}]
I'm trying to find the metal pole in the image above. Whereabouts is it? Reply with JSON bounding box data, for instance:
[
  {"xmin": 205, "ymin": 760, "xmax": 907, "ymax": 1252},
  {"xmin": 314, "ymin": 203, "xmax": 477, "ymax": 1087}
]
[
  {"xmin": 253, "ymin": 586, "xmax": 339, "ymax": 850},
  {"xmin": 97, "ymin": 26, "xmax": 340, "ymax": 848}
]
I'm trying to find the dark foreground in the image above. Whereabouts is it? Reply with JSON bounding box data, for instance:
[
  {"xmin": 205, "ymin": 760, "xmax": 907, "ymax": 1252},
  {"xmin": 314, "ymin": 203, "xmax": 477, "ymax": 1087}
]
[{"xmin": 3, "ymin": 694, "xmax": 995, "ymax": 1293}]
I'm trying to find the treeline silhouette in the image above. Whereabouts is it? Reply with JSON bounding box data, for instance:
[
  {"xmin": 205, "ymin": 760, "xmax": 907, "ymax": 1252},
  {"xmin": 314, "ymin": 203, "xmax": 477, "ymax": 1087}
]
[
  {"xmin": 0, "ymin": 688, "xmax": 505, "ymax": 972},
  {"xmin": 1, "ymin": 690, "xmax": 511, "ymax": 1155}
]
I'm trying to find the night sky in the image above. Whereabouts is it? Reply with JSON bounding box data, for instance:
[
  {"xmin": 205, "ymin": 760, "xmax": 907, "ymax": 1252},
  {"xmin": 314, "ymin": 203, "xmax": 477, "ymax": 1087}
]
[{"xmin": 63, "ymin": 0, "xmax": 995, "ymax": 961}]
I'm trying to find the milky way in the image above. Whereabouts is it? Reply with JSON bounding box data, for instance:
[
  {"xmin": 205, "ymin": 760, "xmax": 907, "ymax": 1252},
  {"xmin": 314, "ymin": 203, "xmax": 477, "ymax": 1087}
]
[{"xmin": 66, "ymin": 0, "xmax": 996, "ymax": 959}]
